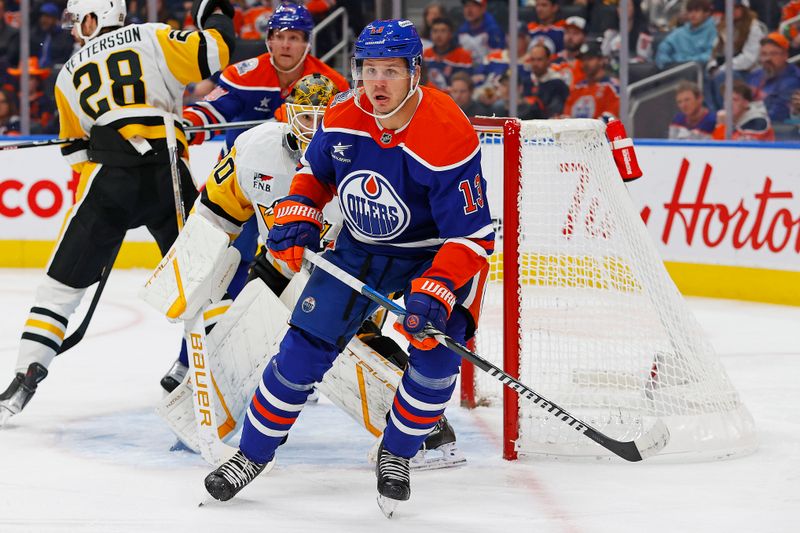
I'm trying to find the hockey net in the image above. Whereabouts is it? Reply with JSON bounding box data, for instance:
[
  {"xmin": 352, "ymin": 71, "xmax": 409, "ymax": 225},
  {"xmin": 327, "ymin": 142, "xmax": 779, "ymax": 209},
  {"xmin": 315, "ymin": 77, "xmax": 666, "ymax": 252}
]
[{"xmin": 467, "ymin": 117, "xmax": 757, "ymax": 461}]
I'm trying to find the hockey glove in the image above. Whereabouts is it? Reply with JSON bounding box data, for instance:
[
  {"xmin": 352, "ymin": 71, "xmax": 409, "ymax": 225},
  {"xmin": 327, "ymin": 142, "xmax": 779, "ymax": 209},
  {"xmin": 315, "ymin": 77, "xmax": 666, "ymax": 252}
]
[
  {"xmin": 192, "ymin": 0, "xmax": 235, "ymax": 30},
  {"xmin": 393, "ymin": 277, "xmax": 456, "ymax": 350},
  {"xmin": 267, "ymin": 196, "xmax": 323, "ymax": 272},
  {"xmin": 605, "ymin": 119, "xmax": 643, "ymax": 182}
]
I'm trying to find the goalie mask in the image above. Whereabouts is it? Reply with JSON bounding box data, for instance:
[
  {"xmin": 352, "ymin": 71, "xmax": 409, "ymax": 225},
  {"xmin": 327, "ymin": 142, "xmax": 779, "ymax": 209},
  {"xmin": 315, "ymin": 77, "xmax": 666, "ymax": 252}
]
[
  {"xmin": 62, "ymin": 0, "xmax": 126, "ymax": 41},
  {"xmin": 283, "ymin": 73, "xmax": 339, "ymax": 161}
]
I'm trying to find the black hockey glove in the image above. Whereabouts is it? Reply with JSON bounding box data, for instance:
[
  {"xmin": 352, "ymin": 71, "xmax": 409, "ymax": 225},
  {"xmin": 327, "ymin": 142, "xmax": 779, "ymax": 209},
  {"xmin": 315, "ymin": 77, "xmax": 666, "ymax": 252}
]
[{"xmin": 192, "ymin": 0, "xmax": 235, "ymax": 30}]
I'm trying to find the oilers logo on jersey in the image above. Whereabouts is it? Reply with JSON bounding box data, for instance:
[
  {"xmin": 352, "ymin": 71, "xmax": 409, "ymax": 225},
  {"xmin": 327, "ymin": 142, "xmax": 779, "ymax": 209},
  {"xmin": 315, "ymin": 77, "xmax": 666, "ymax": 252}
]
[{"xmin": 339, "ymin": 171, "xmax": 410, "ymax": 241}]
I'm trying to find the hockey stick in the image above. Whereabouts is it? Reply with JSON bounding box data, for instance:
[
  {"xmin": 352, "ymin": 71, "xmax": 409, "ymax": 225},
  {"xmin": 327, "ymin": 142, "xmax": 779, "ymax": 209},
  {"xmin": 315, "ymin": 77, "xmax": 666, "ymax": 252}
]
[
  {"xmin": 184, "ymin": 119, "xmax": 267, "ymax": 133},
  {"xmin": 165, "ymin": 113, "xmax": 233, "ymax": 466},
  {"xmin": 302, "ymin": 249, "xmax": 670, "ymax": 462},
  {"xmin": 0, "ymin": 136, "xmax": 86, "ymax": 151},
  {"xmin": 57, "ymin": 242, "xmax": 122, "ymax": 354}
]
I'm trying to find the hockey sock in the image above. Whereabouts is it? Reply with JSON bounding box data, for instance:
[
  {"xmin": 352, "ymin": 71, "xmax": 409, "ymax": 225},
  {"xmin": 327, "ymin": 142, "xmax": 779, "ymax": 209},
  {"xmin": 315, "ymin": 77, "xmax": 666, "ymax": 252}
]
[
  {"xmin": 178, "ymin": 339, "xmax": 188, "ymax": 367},
  {"xmin": 17, "ymin": 277, "xmax": 85, "ymax": 372},
  {"xmin": 239, "ymin": 327, "xmax": 339, "ymax": 463},
  {"xmin": 382, "ymin": 311, "xmax": 465, "ymax": 457}
]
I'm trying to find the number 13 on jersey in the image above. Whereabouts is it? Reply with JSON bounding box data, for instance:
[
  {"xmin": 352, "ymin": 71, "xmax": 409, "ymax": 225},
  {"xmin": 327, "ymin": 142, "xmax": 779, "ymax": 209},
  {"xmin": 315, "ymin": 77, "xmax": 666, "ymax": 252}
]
[{"xmin": 459, "ymin": 175, "xmax": 485, "ymax": 215}]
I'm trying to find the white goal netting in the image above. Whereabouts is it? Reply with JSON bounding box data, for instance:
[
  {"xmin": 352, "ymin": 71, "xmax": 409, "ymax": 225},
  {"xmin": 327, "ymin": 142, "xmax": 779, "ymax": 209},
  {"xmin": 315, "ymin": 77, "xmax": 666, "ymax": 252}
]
[{"xmin": 470, "ymin": 118, "xmax": 757, "ymax": 461}]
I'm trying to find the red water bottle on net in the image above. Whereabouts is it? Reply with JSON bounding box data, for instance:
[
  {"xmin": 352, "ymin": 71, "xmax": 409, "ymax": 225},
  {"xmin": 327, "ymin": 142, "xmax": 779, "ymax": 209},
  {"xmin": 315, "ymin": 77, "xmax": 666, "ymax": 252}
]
[{"xmin": 605, "ymin": 118, "xmax": 643, "ymax": 182}]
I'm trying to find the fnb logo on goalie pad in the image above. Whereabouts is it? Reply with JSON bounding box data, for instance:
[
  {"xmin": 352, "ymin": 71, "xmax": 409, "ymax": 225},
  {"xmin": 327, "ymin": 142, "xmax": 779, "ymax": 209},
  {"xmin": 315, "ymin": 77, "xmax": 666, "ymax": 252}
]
[{"xmin": 338, "ymin": 170, "xmax": 410, "ymax": 240}]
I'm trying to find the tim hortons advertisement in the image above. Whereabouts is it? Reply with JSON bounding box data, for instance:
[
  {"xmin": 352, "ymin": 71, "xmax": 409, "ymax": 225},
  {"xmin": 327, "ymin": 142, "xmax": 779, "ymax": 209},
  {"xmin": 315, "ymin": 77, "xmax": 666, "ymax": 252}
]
[{"xmin": 628, "ymin": 142, "xmax": 800, "ymax": 273}]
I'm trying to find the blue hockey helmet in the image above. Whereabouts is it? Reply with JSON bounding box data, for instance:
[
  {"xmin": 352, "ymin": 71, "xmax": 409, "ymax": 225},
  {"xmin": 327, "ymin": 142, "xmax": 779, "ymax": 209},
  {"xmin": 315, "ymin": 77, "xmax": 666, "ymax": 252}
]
[
  {"xmin": 268, "ymin": 2, "xmax": 314, "ymax": 37},
  {"xmin": 353, "ymin": 19, "xmax": 423, "ymax": 70}
]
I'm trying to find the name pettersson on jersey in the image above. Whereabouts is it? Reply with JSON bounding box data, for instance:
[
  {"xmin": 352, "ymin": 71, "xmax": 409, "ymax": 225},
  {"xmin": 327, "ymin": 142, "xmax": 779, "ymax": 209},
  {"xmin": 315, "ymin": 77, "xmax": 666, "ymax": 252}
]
[
  {"xmin": 339, "ymin": 171, "xmax": 409, "ymax": 241},
  {"xmin": 63, "ymin": 26, "xmax": 143, "ymax": 74}
]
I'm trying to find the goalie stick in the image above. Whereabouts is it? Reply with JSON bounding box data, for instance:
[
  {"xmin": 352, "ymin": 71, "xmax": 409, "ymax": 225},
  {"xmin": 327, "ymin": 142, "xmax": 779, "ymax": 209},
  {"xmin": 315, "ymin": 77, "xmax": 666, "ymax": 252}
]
[
  {"xmin": 164, "ymin": 113, "xmax": 236, "ymax": 466},
  {"xmin": 302, "ymin": 249, "xmax": 670, "ymax": 462}
]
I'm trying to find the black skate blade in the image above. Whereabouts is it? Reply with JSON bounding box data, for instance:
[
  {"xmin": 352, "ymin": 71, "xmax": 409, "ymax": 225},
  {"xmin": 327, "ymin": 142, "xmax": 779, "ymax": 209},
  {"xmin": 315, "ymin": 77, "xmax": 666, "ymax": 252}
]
[{"xmin": 377, "ymin": 495, "xmax": 401, "ymax": 519}]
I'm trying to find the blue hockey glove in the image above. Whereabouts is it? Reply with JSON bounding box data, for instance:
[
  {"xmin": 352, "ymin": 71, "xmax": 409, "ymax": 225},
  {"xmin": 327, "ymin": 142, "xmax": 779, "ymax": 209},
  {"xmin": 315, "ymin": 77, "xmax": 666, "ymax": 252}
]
[
  {"xmin": 394, "ymin": 277, "xmax": 456, "ymax": 350},
  {"xmin": 267, "ymin": 196, "xmax": 323, "ymax": 272}
]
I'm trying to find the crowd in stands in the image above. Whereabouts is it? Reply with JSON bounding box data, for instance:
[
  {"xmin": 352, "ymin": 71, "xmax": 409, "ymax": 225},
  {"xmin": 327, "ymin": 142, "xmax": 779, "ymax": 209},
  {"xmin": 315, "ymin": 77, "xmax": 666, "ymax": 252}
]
[{"xmin": 0, "ymin": 0, "xmax": 799, "ymax": 141}]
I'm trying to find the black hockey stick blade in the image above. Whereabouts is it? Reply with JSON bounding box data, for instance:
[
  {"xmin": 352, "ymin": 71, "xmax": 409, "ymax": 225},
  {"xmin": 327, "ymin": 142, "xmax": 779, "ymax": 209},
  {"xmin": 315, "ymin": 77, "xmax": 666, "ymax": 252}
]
[
  {"xmin": 58, "ymin": 243, "xmax": 121, "ymax": 354},
  {"xmin": 302, "ymin": 250, "xmax": 671, "ymax": 462}
]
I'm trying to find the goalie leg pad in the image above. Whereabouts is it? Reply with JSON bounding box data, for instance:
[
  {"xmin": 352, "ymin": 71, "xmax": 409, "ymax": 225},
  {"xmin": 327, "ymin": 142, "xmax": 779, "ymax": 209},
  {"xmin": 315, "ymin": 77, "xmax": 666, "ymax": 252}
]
[
  {"xmin": 140, "ymin": 214, "xmax": 240, "ymax": 321},
  {"xmin": 156, "ymin": 277, "xmax": 291, "ymax": 451}
]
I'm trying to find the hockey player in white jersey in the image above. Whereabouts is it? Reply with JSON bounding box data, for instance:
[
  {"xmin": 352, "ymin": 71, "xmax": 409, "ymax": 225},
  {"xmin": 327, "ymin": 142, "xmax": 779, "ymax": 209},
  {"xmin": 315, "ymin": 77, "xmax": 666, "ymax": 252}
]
[
  {"xmin": 0, "ymin": 0, "xmax": 236, "ymax": 425},
  {"xmin": 141, "ymin": 74, "xmax": 463, "ymax": 470}
]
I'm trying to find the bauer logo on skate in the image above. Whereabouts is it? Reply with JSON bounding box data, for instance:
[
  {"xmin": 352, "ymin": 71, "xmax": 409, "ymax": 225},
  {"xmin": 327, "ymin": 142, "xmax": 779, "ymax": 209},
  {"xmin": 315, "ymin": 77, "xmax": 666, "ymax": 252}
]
[{"xmin": 338, "ymin": 171, "xmax": 410, "ymax": 241}]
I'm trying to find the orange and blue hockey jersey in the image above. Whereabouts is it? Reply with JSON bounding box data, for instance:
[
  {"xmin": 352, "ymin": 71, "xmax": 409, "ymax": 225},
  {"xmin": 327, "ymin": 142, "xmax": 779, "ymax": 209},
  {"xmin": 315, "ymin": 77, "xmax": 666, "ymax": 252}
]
[
  {"xmin": 564, "ymin": 75, "xmax": 620, "ymax": 119},
  {"xmin": 422, "ymin": 45, "xmax": 473, "ymax": 90},
  {"xmin": 527, "ymin": 20, "xmax": 566, "ymax": 54},
  {"xmin": 290, "ymin": 86, "xmax": 495, "ymax": 291},
  {"xmin": 184, "ymin": 53, "xmax": 349, "ymax": 147}
]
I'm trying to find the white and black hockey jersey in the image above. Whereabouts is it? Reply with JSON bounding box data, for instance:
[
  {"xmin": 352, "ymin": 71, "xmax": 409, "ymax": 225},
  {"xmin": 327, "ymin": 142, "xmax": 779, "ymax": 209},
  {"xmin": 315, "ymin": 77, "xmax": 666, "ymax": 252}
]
[
  {"xmin": 196, "ymin": 121, "xmax": 342, "ymax": 243},
  {"xmin": 55, "ymin": 23, "xmax": 231, "ymax": 172}
]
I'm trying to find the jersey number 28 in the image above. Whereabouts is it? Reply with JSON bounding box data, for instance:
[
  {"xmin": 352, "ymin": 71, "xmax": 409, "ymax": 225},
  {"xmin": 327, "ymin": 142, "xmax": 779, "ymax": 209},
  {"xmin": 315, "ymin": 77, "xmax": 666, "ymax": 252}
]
[{"xmin": 72, "ymin": 50, "xmax": 146, "ymax": 119}]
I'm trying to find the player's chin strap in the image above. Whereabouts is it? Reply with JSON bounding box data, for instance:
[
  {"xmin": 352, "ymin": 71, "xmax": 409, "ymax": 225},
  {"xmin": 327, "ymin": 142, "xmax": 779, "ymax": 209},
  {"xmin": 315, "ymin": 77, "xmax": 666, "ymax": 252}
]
[
  {"xmin": 301, "ymin": 249, "xmax": 671, "ymax": 463},
  {"xmin": 353, "ymin": 78, "xmax": 421, "ymax": 121}
]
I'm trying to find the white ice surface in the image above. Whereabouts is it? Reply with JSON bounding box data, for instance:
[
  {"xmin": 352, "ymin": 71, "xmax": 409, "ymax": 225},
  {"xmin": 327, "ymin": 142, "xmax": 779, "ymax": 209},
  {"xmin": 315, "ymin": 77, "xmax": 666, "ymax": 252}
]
[{"xmin": 0, "ymin": 269, "xmax": 797, "ymax": 533}]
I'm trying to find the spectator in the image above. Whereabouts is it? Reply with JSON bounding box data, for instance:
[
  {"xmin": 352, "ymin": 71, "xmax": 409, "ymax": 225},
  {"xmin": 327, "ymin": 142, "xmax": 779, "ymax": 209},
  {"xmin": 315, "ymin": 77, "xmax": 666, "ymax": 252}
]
[
  {"xmin": 0, "ymin": 87, "xmax": 19, "ymax": 135},
  {"xmin": 602, "ymin": 0, "xmax": 657, "ymax": 82},
  {"xmin": 706, "ymin": 0, "xmax": 766, "ymax": 110},
  {"xmin": 420, "ymin": 2, "xmax": 447, "ymax": 50},
  {"xmin": 642, "ymin": 0, "xmax": 684, "ymax": 33},
  {"xmin": 476, "ymin": 23, "xmax": 533, "ymax": 95},
  {"xmin": 654, "ymin": 0, "xmax": 716, "ymax": 70},
  {"xmin": 712, "ymin": 80, "xmax": 775, "ymax": 140},
  {"xmin": 8, "ymin": 3, "xmax": 74, "ymax": 68},
  {"xmin": 790, "ymin": 89, "xmax": 800, "ymax": 123},
  {"xmin": 7, "ymin": 57, "xmax": 56, "ymax": 133},
  {"xmin": 481, "ymin": 69, "xmax": 546, "ymax": 119},
  {"xmin": 747, "ymin": 33, "xmax": 800, "ymax": 124},
  {"xmin": 423, "ymin": 17, "xmax": 474, "ymax": 90},
  {"xmin": 528, "ymin": 42, "xmax": 569, "ymax": 117},
  {"xmin": 457, "ymin": 0, "xmax": 505, "ymax": 65},
  {"xmin": 528, "ymin": 0, "xmax": 565, "ymax": 54},
  {"xmin": 239, "ymin": 0, "xmax": 273, "ymax": 40},
  {"xmin": 0, "ymin": 0, "xmax": 17, "ymax": 64},
  {"xmin": 669, "ymin": 81, "xmax": 716, "ymax": 139},
  {"xmin": 780, "ymin": 0, "xmax": 800, "ymax": 51},
  {"xmin": 449, "ymin": 71, "xmax": 489, "ymax": 116},
  {"xmin": 710, "ymin": 0, "xmax": 765, "ymax": 74},
  {"xmin": 563, "ymin": 39, "xmax": 620, "ymax": 119},
  {"xmin": 552, "ymin": 15, "xmax": 586, "ymax": 88}
]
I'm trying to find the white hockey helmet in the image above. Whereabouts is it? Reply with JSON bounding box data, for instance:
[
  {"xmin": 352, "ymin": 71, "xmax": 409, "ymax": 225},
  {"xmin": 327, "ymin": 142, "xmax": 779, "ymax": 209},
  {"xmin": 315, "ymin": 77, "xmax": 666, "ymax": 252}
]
[{"xmin": 63, "ymin": 0, "xmax": 127, "ymax": 41}]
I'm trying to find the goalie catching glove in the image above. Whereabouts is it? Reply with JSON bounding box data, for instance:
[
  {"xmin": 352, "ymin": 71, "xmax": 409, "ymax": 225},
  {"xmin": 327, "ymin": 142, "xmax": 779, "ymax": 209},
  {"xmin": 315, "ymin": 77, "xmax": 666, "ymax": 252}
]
[
  {"xmin": 605, "ymin": 119, "xmax": 642, "ymax": 182},
  {"xmin": 393, "ymin": 277, "xmax": 456, "ymax": 350},
  {"xmin": 267, "ymin": 196, "xmax": 323, "ymax": 272},
  {"xmin": 140, "ymin": 214, "xmax": 240, "ymax": 320}
]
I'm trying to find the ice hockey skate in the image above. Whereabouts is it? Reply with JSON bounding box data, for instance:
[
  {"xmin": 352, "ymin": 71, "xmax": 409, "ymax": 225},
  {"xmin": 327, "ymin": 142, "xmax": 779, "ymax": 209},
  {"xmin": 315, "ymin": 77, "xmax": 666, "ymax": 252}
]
[
  {"xmin": 204, "ymin": 450, "xmax": 275, "ymax": 502},
  {"xmin": 375, "ymin": 442, "xmax": 410, "ymax": 519},
  {"xmin": 159, "ymin": 358, "xmax": 188, "ymax": 393},
  {"xmin": 368, "ymin": 413, "xmax": 465, "ymax": 471},
  {"xmin": 0, "ymin": 363, "xmax": 48, "ymax": 427}
]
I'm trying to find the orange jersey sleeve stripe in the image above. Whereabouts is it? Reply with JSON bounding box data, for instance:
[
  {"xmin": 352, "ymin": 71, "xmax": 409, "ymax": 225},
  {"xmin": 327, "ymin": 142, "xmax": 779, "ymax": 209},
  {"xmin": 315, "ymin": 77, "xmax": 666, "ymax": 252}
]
[
  {"xmin": 423, "ymin": 239, "xmax": 492, "ymax": 290},
  {"xmin": 288, "ymin": 173, "xmax": 336, "ymax": 208}
]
